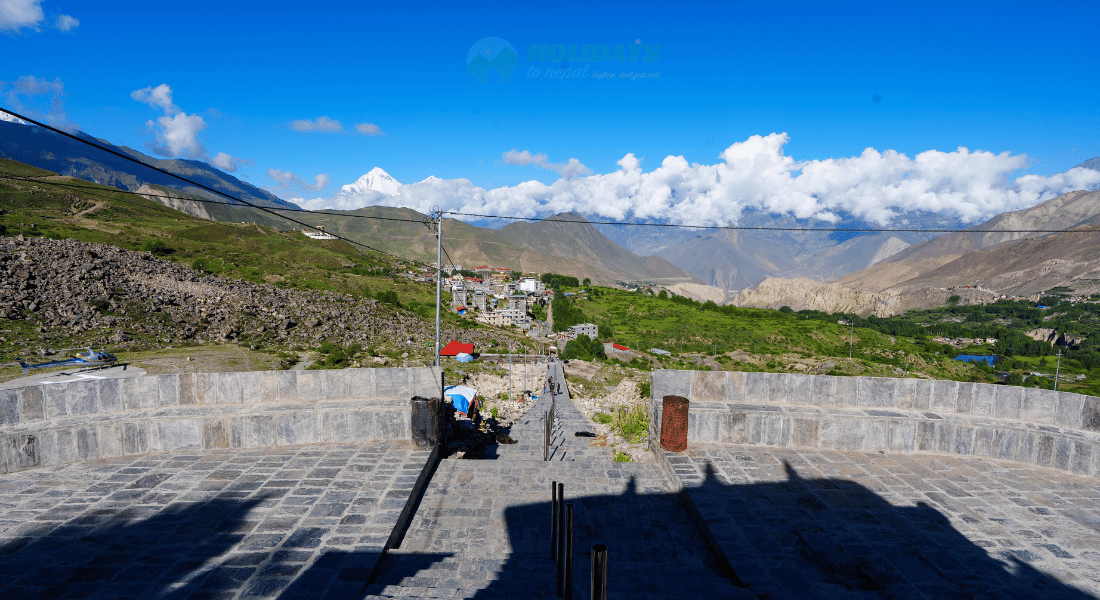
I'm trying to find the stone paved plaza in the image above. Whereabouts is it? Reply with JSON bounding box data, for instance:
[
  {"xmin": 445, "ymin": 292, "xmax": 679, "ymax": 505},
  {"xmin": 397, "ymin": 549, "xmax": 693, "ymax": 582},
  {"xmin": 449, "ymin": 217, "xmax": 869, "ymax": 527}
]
[
  {"xmin": 0, "ymin": 441, "xmax": 431, "ymax": 600},
  {"xmin": 2, "ymin": 361, "xmax": 1100, "ymax": 599}
]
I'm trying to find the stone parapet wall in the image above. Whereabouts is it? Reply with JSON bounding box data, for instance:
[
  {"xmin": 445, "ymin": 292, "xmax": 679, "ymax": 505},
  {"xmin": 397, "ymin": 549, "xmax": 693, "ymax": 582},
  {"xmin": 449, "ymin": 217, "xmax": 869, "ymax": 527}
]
[
  {"xmin": 650, "ymin": 370, "xmax": 1100, "ymax": 477},
  {"xmin": 0, "ymin": 367, "xmax": 441, "ymax": 473}
]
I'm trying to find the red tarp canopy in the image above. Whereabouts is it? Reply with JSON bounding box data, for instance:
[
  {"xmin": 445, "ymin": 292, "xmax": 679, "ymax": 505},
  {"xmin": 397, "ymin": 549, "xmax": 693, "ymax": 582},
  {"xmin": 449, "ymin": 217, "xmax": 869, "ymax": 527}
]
[
  {"xmin": 440, "ymin": 340, "xmax": 474, "ymax": 356},
  {"xmin": 613, "ymin": 343, "xmax": 630, "ymax": 351}
]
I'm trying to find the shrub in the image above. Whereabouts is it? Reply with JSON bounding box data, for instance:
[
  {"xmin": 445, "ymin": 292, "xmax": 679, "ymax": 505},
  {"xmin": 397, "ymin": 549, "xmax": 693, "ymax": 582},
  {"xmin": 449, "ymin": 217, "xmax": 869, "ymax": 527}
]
[
  {"xmin": 375, "ymin": 290, "xmax": 401, "ymax": 307},
  {"xmin": 594, "ymin": 412, "xmax": 612, "ymax": 424},
  {"xmin": 143, "ymin": 239, "xmax": 172, "ymax": 256}
]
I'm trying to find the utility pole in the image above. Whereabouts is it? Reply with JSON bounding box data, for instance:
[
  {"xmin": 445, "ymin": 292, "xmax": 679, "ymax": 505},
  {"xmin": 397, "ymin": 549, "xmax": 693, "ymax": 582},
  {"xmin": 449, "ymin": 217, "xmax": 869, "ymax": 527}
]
[
  {"xmin": 432, "ymin": 206, "xmax": 442, "ymax": 367},
  {"xmin": 509, "ymin": 343, "xmax": 513, "ymax": 401},
  {"xmin": 849, "ymin": 315, "xmax": 855, "ymax": 359},
  {"xmin": 1055, "ymin": 349, "xmax": 1062, "ymax": 391}
]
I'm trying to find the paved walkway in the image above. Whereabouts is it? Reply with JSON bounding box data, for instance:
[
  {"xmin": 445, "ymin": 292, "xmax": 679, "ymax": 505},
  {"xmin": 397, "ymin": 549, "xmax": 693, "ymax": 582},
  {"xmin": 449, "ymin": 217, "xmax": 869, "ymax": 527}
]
[
  {"xmin": 670, "ymin": 445, "xmax": 1100, "ymax": 599},
  {"xmin": 0, "ymin": 441, "xmax": 430, "ymax": 600}
]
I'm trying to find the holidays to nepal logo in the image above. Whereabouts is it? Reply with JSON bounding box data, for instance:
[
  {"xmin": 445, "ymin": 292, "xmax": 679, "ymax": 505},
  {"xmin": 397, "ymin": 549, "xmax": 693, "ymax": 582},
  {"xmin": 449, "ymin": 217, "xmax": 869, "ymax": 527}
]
[{"xmin": 466, "ymin": 37, "xmax": 661, "ymax": 83}]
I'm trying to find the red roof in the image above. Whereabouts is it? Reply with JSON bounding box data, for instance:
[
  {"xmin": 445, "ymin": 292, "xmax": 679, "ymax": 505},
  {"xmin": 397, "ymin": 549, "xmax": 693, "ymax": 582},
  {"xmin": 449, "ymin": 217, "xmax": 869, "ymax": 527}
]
[
  {"xmin": 440, "ymin": 340, "xmax": 474, "ymax": 356},
  {"xmin": 613, "ymin": 343, "xmax": 630, "ymax": 351}
]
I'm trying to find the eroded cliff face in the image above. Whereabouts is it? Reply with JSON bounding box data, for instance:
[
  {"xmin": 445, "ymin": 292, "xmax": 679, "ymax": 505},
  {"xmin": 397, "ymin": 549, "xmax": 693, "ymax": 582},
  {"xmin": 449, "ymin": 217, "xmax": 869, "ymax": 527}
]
[{"xmin": 730, "ymin": 277, "xmax": 900, "ymax": 317}]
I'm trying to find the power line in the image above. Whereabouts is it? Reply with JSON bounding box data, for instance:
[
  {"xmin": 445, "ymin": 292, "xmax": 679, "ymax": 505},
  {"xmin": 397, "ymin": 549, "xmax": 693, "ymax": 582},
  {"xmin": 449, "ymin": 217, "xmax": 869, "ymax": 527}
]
[
  {"xmin": 0, "ymin": 107, "xmax": 422, "ymax": 264},
  {"xmin": 444, "ymin": 210, "xmax": 1096, "ymax": 235}
]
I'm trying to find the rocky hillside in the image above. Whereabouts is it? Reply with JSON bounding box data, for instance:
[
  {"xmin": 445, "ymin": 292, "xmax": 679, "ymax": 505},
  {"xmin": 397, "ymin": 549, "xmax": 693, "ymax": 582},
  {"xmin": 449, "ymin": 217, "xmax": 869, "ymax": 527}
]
[
  {"xmin": 730, "ymin": 277, "xmax": 901, "ymax": 317},
  {"xmin": 0, "ymin": 236, "xmax": 494, "ymax": 358}
]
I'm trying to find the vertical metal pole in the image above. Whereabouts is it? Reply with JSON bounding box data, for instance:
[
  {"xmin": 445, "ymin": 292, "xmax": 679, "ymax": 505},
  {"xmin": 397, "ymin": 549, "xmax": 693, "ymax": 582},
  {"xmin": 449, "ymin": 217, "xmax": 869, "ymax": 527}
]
[
  {"xmin": 432, "ymin": 206, "xmax": 442, "ymax": 367},
  {"xmin": 556, "ymin": 483, "xmax": 565, "ymax": 597},
  {"xmin": 849, "ymin": 316, "xmax": 854, "ymax": 359},
  {"xmin": 509, "ymin": 344, "xmax": 513, "ymax": 401},
  {"xmin": 564, "ymin": 504, "xmax": 574, "ymax": 600},
  {"xmin": 551, "ymin": 480, "xmax": 558, "ymax": 558},
  {"xmin": 590, "ymin": 544, "xmax": 608, "ymax": 600},
  {"xmin": 1055, "ymin": 349, "xmax": 1062, "ymax": 391}
]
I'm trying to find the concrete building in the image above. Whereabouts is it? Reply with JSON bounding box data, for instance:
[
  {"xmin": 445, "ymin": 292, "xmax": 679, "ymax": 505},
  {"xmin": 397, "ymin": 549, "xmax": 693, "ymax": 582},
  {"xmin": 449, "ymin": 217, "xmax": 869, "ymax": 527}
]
[
  {"xmin": 568, "ymin": 323, "xmax": 598, "ymax": 339},
  {"xmin": 506, "ymin": 294, "xmax": 527, "ymax": 313},
  {"xmin": 477, "ymin": 312, "xmax": 512, "ymax": 327},
  {"xmin": 498, "ymin": 308, "xmax": 531, "ymax": 328},
  {"xmin": 518, "ymin": 278, "xmax": 545, "ymax": 293},
  {"xmin": 472, "ymin": 290, "xmax": 487, "ymax": 311},
  {"xmin": 451, "ymin": 284, "xmax": 467, "ymax": 308}
]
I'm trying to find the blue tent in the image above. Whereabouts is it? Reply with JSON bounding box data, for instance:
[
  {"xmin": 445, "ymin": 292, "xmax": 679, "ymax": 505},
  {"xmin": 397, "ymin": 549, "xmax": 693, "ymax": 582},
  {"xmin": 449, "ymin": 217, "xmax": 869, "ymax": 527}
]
[{"xmin": 445, "ymin": 385, "xmax": 477, "ymax": 414}]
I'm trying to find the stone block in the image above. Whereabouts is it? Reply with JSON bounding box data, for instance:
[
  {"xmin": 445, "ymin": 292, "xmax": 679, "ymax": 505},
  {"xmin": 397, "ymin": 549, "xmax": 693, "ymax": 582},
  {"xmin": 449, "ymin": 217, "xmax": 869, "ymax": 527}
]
[
  {"xmin": 204, "ymin": 418, "xmax": 230, "ymax": 449},
  {"xmin": 822, "ymin": 417, "xmax": 864, "ymax": 450},
  {"xmin": 238, "ymin": 371, "xmax": 278, "ymax": 404},
  {"xmin": 64, "ymin": 380, "xmax": 95, "ymax": 416},
  {"xmin": 0, "ymin": 389, "xmax": 18, "ymax": 425},
  {"xmin": 1082, "ymin": 397, "xmax": 1100, "ymax": 433},
  {"xmin": 864, "ymin": 418, "xmax": 888, "ymax": 451},
  {"xmin": 157, "ymin": 419, "xmax": 202, "ymax": 451},
  {"xmin": 1020, "ymin": 389, "xmax": 1058, "ymax": 424},
  {"xmin": 741, "ymin": 371, "xmax": 770, "ymax": 404},
  {"xmin": 956, "ymin": 382, "xmax": 977, "ymax": 414},
  {"xmin": 277, "ymin": 370, "xmax": 298, "ymax": 402},
  {"xmin": 97, "ymin": 423, "xmax": 123, "ymax": 458},
  {"xmin": 408, "ymin": 368, "xmax": 440, "ymax": 399},
  {"xmin": 178, "ymin": 374, "xmax": 201, "ymax": 405},
  {"xmin": 122, "ymin": 421, "xmax": 149, "ymax": 455},
  {"xmin": 888, "ymin": 420, "xmax": 916, "ymax": 453},
  {"xmin": 17, "ymin": 386, "xmax": 45, "ymax": 421},
  {"xmin": 76, "ymin": 426, "xmax": 99, "ymax": 460},
  {"xmin": 1071, "ymin": 441, "xmax": 1093, "ymax": 476},
  {"xmin": 97, "ymin": 378, "xmax": 121, "ymax": 413},
  {"xmin": 971, "ymin": 383, "xmax": 996, "ymax": 416},
  {"xmin": 787, "ymin": 374, "xmax": 816, "ymax": 405},
  {"xmin": 40, "ymin": 428, "xmax": 76, "ymax": 466},
  {"xmin": 349, "ymin": 410, "xmax": 376, "ymax": 442},
  {"xmin": 811, "ymin": 376, "xmax": 837, "ymax": 406},
  {"xmin": 792, "ymin": 417, "xmax": 820, "ymax": 447},
  {"xmin": 377, "ymin": 410, "xmax": 410, "ymax": 440},
  {"xmin": 347, "ymin": 369, "xmax": 375, "ymax": 400},
  {"xmin": 953, "ymin": 426, "xmax": 974, "ymax": 455},
  {"xmin": 894, "ymin": 378, "xmax": 919, "ymax": 410},
  {"xmin": 1055, "ymin": 393, "xmax": 1084, "ymax": 429},
  {"xmin": 744, "ymin": 414, "xmax": 765, "ymax": 445},
  {"xmin": 231, "ymin": 415, "xmax": 276, "ymax": 449},
  {"xmin": 123, "ymin": 376, "xmax": 160, "ymax": 410},
  {"xmin": 973, "ymin": 427, "xmax": 995, "ymax": 458},
  {"xmin": 934, "ymin": 422, "xmax": 955, "ymax": 455},
  {"xmin": 911, "ymin": 379, "xmax": 933, "ymax": 411},
  {"xmin": 993, "ymin": 429, "xmax": 1021, "ymax": 462},
  {"xmin": 1035, "ymin": 434, "xmax": 1055, "ymax": 467},
  {"xmin": 374, "ymin": 368, "xmax": 407, "ymax": 400},
  {"xmin": 324, "ymin": 370, "xmax": 350, "ymax": 401},
  {"xmin": 916, "ymin": 421, "xmax": 936, "ymax": 452},
  {"xmin": 833, "ymin": 376, "xmax": 858, "ymax": 406},
  {"xmin": 322, "ymin": 411, "xmax": 353, "ymax": 443},
  {"xmin": 861, "ymin": 378, "xmax": 896, "ymax": 408},
  {"xmin": 653, "ymin": 369, "xmax": 694, "ymax": 401},
  {"xmin": 44, "ymin": 383, "xmax": 68, "ymax": 418},
  {"xmin": 929, "ymin": 380, "xmax": 957, "ymax": 412},
  {"xmin": 763, "ymin": 415, "xmax": 791, "ymax": 446},
  {"xmin": 766, "ymin": 373, "xmax": 792, "ymax": 405},
  {"xmin": 690, "ymin": 371, "xmax": 728, "ymax": 403},
  {"xmin": 202, "ymin": 372, "xmax": 219, "ymax": 404},
  {"xmin": 296, "ymin": 371, "xmax": 325, "ymax": 402},
  {"xmin": 687, "ymin": 410, "xmax": 720, "ymax": 443},
  {"xmin": 216, "ymin": 372, "xmax": 243, "ymax": 405},
  {"xmin": 1053, "ymin": 438, "xmax": 1072, "ymax": 471},
  {"xmin": 725, "ymin": 372, "xmax": 746, "ymax": 404},
  {"xmin": 992, "ymin": 386, "xmax": 1023, "ymax": 420},
  {"xmin": 277, "ymin": 412, "xmax": 320, "ymax": 446},
  {"xmin": 156, "ymin": 374, "xmax": 179, "ymax": 407},
  {"xmin": 3, "ymin": 434, "xmax": 37, "ymax": 471},
  {"xmin": 717, "ymin": 412, "xmax": 745, "ymax": 444}
]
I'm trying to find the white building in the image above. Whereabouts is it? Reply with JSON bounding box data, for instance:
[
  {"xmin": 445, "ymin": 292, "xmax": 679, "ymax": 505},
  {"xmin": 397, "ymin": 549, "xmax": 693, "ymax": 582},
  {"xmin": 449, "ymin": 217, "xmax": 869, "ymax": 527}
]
[
  {"xmin": 568, "ymin": 323, "xmax": 598, "ymax": 340},
  {"xmin": 451, "ymin": 284, "xmax": 467, "ymax": 308},
  {"xmin": 518, "ymin": 278, "xmax": 545, "ymax": 293}
]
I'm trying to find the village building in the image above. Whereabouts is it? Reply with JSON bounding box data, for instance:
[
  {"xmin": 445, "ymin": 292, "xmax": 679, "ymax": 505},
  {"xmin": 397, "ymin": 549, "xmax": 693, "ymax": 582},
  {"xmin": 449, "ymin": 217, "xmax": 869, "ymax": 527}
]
[{"xmin": 568, "ymin": 323, "xmax": 599, "ymax": 339}]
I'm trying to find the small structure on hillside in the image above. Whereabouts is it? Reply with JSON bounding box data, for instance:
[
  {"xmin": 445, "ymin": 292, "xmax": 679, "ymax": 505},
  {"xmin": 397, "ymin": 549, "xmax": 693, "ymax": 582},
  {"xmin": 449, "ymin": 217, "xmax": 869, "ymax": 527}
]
[{"xmin": 440, "ymin": 340, "xmax": 475, "ymax": 356}]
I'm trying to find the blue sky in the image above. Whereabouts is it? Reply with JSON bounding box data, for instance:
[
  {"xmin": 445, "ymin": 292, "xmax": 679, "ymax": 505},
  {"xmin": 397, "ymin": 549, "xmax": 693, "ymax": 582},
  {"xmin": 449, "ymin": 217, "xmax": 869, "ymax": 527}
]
[{"xmin": 3, "ymin": 0, "xmax": 1100, "ymax": 224}]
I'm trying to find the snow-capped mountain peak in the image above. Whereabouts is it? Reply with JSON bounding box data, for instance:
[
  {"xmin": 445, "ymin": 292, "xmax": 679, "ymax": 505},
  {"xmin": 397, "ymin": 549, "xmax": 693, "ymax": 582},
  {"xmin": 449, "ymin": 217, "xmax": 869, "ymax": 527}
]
[
  {"xmin": 415, "ymin": 175, "xmax": 440, "ymax": 184},
  {"xmin": 340, "ymin": 167, "xmax": 402, "ymax": 196},
  {"xmin": 0, "ymin": 112, "xmax": 28, "ymax": 125}
]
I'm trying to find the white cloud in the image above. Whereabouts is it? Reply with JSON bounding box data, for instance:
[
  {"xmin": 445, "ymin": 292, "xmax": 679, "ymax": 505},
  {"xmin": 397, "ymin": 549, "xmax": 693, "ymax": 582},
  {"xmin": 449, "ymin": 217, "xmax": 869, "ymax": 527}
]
[
  {"xmin": 1, "ymin": 74, "xmax": 72, "ymax": 129},
  {"xmin": 502, "ymin": 148, "xmax": 592, "ymax": 179},
  {"xmin": 267, "ymin": 168, "xmax": 329, "ymax": 191},
  {"xmin": 131, "ymin": 84, "xmax": 179, "ymax": 114},
  {"xmin": 298, "ymin": 133, "xmax": 1100, "ymax": 225},
  {"xmin": 211, "ymin": 152, "xmax": 252, "ymax": 172},
  {"xmin": 291, "ymin": 116, "xmax": 343, "ymax": 132},
  {"xmin": 148, "ymin": 111, "xmax": 207, "ymax": 158},
  {"xmin": 0, "ymin": 0, "xmax": 43, "ymax": 32},
  {"xmin": 54, "ymin": 14, "xmax": 76, "ymax": 30},
  {"xmin": 354, "ymin": 122, "xmax": 384, "ymax": 136}
]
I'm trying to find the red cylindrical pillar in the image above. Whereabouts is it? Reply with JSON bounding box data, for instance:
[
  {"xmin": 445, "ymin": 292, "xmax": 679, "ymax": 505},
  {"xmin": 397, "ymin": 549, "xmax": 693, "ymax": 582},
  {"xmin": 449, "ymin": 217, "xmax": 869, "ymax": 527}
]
[{"xmin": 659, "ymin": 395, "xmax": 689, "ymax": 452}]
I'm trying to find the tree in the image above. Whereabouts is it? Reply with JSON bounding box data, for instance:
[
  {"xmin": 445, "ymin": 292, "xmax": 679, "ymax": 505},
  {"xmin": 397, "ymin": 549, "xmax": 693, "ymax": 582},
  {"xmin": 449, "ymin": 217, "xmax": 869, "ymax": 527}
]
[
  {"xmin": 658, "ymin": 290, "xmax": 668, "ymax": 299},
  {"xmin": 582, "ymin": 278, "xmax": 591, "ymax": 286},
  {"xmin": 561, "ymin": 335, "xmax": 606, "ymax": 361},
  {"xmin": 948, "ymin": 295, "xmax": 961, "ymax": 305},
  {"xmin": 1004, "ymin": 372, "xmax": 1024, "ymax": 386}
]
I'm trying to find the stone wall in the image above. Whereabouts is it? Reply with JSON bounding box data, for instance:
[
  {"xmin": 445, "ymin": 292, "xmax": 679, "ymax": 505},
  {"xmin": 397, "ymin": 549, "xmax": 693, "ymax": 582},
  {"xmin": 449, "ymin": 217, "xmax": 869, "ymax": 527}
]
[
  {"xmin": 651, "ymin": 370, "xmax": 1100, "ymax": 478},
  {"xmin": 0, "ymin": 367, "xmax": 441, "ymax": 474}
]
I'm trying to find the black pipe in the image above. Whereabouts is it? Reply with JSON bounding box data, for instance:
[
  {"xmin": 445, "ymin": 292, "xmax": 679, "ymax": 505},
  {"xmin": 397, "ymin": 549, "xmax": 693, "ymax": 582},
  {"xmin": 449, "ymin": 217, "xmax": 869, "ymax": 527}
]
[
  {"xmin": 591, "ymin": 544, "xmax": 608, "ymax": 600},
  {"xmin": 564, "ymin": 504, "xmax": 574, "ymax": 600},
  {"xmin": 556, "ymin": 483, "xmax": 565, "ymax": 596},
  {"xmin": 551, "ymin": 480, "xmax": 558, "ymax": 559}
]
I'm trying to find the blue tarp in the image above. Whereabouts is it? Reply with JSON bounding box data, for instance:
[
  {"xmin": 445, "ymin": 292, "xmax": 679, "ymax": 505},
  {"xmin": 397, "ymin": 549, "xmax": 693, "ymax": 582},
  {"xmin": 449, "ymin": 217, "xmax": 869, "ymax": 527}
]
[
  {"xmin": 455, "ymin": 352, "xmax": 474, "ymax": 363},
  {"xmin": 955, "ymin": 354, "xmax": 997, "ymax": 367},
  {"xmin": 445, "ymin": 385, "xmax": 477, "ymax": 414}
]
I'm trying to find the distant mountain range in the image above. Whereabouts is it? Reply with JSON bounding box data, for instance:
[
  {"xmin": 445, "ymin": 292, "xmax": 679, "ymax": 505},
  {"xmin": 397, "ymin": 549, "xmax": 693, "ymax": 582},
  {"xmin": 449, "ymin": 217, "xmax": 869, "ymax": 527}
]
[{"xmin": 0, "ymin": 120, "xmax": 298, "ymax": 210}]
